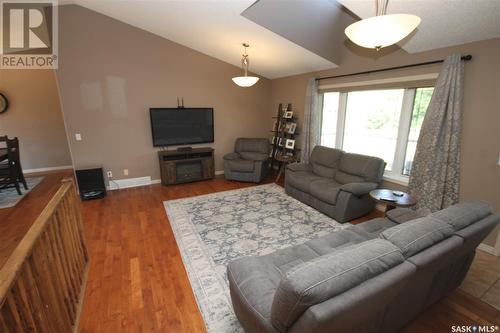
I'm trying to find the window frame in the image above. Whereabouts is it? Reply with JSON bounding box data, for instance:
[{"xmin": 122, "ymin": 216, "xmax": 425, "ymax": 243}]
[{"xmin": 320, "ymin": 87, "xmax": 432, "ymax": 185}]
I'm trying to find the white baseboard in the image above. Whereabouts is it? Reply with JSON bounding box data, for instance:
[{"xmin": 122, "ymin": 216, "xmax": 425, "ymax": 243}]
[
  {"xmin": 107, "ymin": 176, "xmax": 154, "ymax": 190},
  {"xmin": 478, "ymin": 243, "xmax": 500, "ymax": 257},
  {"xmin": 24, "ymin": 165, "xmax": 73, "ymax": 174},
  {"xmin": 108, "ymin": 172, "xmax": 223, "ymax": 191}
]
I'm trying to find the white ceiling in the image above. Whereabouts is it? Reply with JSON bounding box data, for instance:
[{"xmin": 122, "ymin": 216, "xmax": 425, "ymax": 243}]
[
  {"xmin": 59, "ymin": 0, "xmax": 337, "ymax": 79},
  {"xmin": 338, "ymin": 0, "xmax": 500, "ymax": 53},
  {"xmin": 60, "ymin": 0, "xmax": 500, "ymax": 78}
]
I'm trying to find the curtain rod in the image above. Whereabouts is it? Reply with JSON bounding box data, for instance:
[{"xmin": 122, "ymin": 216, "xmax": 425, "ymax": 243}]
[{"xmin": 316, "ymin": 54, "xmax": 472, "ymax": 81}]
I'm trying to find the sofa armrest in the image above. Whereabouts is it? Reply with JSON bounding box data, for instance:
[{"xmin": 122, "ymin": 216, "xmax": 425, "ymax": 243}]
[
  {"xmin": 286, "ymin": 163, "xmax": 311, "ymax": 172},
  {"xmin": 340, "ymin": 182, "xmax": 378, "ymax": 196},
  {"xmin": 223, "ymin": 152, "xmax": 240, "ymax": 160}
]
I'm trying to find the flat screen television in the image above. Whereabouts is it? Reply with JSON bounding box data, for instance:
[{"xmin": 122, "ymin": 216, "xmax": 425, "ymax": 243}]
[{"xmin": 150, "ymin": 107, "xmax": 214, "ymax": 147}]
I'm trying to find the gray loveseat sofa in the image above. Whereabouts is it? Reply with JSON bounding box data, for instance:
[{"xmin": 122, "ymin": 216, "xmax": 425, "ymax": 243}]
[
  {"xmin": 285, "ymin": 146, "xmax": 385, "ymax": 223},
  {"xmin": 224, "ymin": 138, "xmax": 270, "ymax": 183},
  {"xmin": 228, "ymin": 202, "xmax": 499, "ymax": 333}
]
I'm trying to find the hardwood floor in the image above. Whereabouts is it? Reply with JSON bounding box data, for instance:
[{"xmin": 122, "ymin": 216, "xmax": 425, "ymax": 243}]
[
  {"xmin": 77, "ymin": 176, "xmax": 263, "ymax": 333},
  {"xmin": 2, "ymin": 171, "xmax": 499, "ymax": 332}
]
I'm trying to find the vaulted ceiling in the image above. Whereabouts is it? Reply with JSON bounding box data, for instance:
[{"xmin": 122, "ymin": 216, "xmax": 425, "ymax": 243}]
[
  {"xmin": 59, "ymin": 0, "xmax": 348, "ymax": 79},
  {"xmin": 60, "ymin": 0, "xmax": 500, "ymax": 79}
]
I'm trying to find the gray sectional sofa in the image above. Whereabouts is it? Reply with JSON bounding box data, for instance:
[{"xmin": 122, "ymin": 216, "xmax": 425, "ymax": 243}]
[
  {"xmin": 285, "ymin": 146, "xmax": 385, "ymax": 223},
  {"xmin": 224, "ymin": 138, "xmax": 270, "ymax": 183},
  {"xmin": 228, "ymin": 201, "xmax": 499, "ymax": 333}
]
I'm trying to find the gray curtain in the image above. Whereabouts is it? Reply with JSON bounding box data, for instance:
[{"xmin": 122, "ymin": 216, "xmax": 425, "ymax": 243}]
[
  {"xmin": 408, "ymin": 54, "xmax": 465, "ymax": 214},
  {"xmin": 301, "ymin": 78, "xmax": 322, "ymax": 163}
]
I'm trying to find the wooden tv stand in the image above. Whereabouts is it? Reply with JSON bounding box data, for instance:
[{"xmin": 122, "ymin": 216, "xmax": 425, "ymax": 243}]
[{"xmin": 158, "ymin": 148, "xmax": 215, "ymax": 185}]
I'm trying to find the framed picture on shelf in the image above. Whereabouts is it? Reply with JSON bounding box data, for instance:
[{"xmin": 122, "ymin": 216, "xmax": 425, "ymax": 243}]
[
  {"xmin": 285, "ymin": 139, "xmax": 295, "ymax": 149},
  {"xmin": 278, "ymin": 137, "xmax": 284, "ymax": 147},
  {"xmin": 284, "ymin": 111, "xmax": 294, "ymax": 119},
  {"xmin": 287, "ymin": 123, "xmax": 297, "ymax": 134}
]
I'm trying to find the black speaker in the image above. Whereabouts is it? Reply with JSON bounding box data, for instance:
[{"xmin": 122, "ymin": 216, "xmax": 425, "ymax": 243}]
[{"xmin": 75, "ymin": 167, "xmax": 106, "ymax": 201}]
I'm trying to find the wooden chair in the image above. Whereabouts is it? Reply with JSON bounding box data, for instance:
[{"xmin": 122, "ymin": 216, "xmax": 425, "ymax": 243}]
[{"xmin": 0, "ymin": 136, "xmax": 27, "ymax": 195}]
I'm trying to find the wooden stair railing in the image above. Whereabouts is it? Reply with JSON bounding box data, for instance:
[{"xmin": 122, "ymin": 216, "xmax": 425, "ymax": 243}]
[{"xmin": 0, "ymin": 179, "xmax": 89, "ymax": 332}]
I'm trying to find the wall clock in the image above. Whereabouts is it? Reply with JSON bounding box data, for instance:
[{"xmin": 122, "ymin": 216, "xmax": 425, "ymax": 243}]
[{"xmin": 0, "ymin": 93, "xmax": 8, "ymax": 114}]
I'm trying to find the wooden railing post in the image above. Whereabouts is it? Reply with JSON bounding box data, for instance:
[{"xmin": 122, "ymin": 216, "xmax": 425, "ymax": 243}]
[{"xmin": 0, "ymin": 180, "xmax": 89, "ymax": 332}]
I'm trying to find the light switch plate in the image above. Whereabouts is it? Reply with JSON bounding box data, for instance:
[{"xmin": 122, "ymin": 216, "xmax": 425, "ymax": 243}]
[
  {"xmin": 75, "ymin": 133, "xmax": 82, "ymax": 141},
  {"xmin": 123, "ymin": 169, "xmax": 129, "ymax": 176}
]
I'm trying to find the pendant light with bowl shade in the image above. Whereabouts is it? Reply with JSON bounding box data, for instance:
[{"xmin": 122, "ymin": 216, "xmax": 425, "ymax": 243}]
[
  {"xmin": 344, "ymin": 0, "xmax": 421, "ymax": 51},
  {"xmin": 232, "ymin": 43, "xmax": 259, "ymax": 87}
]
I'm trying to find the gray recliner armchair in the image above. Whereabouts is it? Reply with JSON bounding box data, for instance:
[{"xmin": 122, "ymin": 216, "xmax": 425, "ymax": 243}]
[
  {"xmin": 224, "ymin": 138, "xmax": 270, "ymax": 183},
  {"xmin": 285, "ymin": 146, "xmax": 385, "ymax": 223}
]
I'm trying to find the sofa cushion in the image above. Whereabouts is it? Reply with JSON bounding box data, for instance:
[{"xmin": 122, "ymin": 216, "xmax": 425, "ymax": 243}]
[
  {"xmin": 429, "ymin": 201, "xmax": 492, "ymax": 231},
  {"xmin": 271, "ymin": 239, "xmax": 404, "ymax": 332},
  {"xmin": 309, "ymin": 179, "xmax": 342, "ymax": 205},
  {"xmin": 263, "ymin": 243, "xmax": 322, "ymax": 276},
  {"xmin": 386, "ymin": 208, "xmax": 423, "ymax": 224},
  {"xmin": 335, "ymin": 153, "xmax": 385, "ymax": 184},
  {"xmin": 235, "ymin": 138, "xmax": 270, "ymax": 154},
  {"xmin": 340, "ymin": 182, "xmax": 378, "ymax": 196},
  {"xmin": 380, "ymin": 217, "xmax": 454, "ymax": 258},
  {"xmin": 286, "ymin": 163, "xmax": 312, "ymax": 172},
  {"xmin": 286, "ymin": 170, "xmax": 324, "ymax": 193},
  {"xmin": 348, "ymin": 218, "xmax": 398, "ymax": 239},
  {"xmin": 223, "ymin": 152, "xmax": 240, "ymax": 160},
  {"xmin": 240, "ymin": 152, "xmax": 268, "ymax": 161},
  {"xmin": 226, "ymin": 158, "xmax": 254, "ymax": 172},
  {"xmin": 310, "ymin": 146, "xmax": 343, "ymax": 178},
  {"xmin": 305, "ymin": 229, "xmax": 370, "ymax": 255}
]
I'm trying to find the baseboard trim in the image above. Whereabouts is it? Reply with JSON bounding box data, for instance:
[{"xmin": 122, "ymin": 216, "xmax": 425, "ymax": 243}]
[
  {"xmin": 477, "ymin": 243, "xmax": 500, "ymax": 257},
  {"xmin": 107, "ymin": 176, "xmax": 154, "ymax": 190},
  {"xmin": 24, "ymin": 165, "xmax": 73, "ymax": 174},
  {"xmin": 108, "ymin": 173, "xmax": 224, "ymax": 191}
]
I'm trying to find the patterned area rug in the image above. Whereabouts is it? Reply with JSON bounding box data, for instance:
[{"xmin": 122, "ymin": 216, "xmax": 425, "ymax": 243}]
[
  {"xmin": 0, "ymin": 177, "xmax": 44, "ymax": 209},
  {"xmin": 164, "ymin": 183, "xmax": 346, "ymax": 333}
]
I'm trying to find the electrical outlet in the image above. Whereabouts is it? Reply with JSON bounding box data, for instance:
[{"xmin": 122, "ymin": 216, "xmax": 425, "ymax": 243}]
[
  {"xmin": 107, "ymin": 171, "xmax": 113, "ymax": 178},
  {"xmin": 75, "ymin": 133, "xmax": 82, "ymax": 141},
  {"xmin": 123, "ymin": 169, "xmax": 129, "ymax": 176}
]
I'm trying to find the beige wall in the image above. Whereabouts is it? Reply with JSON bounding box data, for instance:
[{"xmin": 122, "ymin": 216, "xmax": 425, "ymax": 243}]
[
  {"xmin": 56, "ymin": 5, "xmax": 271, "ymax": 181},
  {"xmin": 271, "ymin": 38, "xmax": 500, "ymax": 247},
  {"xmin": 0, "ymin": 70, "xmax": 71, "ymax": 170}
]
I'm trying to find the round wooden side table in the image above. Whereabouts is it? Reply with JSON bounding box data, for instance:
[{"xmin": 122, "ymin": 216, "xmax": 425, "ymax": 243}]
[
  {"xmin": 369, "ymin": 189, "xmax": 416, "ymax": 214},
  {"xmin": 275, "ymin": 155, "xmax": 297, "ymax": 183}
]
